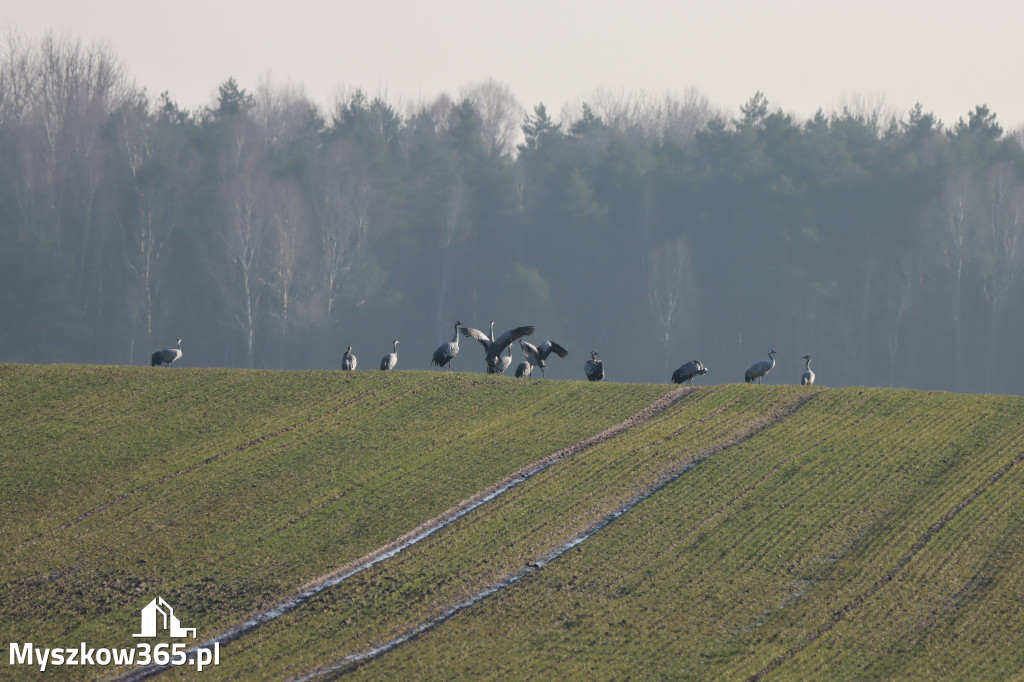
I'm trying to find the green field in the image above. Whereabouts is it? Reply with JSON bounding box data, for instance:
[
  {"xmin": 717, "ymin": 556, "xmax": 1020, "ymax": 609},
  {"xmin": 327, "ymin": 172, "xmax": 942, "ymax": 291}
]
[{"xmin": 2, "ymin": 364, "xmax": 1023, "ymax": 680}]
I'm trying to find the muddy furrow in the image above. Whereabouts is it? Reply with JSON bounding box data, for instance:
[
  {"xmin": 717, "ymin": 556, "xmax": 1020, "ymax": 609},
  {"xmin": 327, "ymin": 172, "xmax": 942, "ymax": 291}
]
[
  {"xmin": 748, "ymin": 446, "xmax": 1024, "ymax": 681},
  {"xmin": 293, "ymin": 390, "xmax": 817, "ymax": 680},
  {"xmin": 109, "ymin": 386, "xmax": 695, "ymax": 682}
]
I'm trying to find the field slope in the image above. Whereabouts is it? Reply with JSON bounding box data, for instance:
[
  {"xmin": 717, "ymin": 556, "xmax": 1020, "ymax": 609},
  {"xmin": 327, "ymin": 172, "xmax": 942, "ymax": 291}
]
[
  {"xmin": 2, "ymin": 364, "xmax": 1023, "ymax": 679},
  {"xmin": 0, "ymin": 364, "xmax": 669, "ymax": 677}
]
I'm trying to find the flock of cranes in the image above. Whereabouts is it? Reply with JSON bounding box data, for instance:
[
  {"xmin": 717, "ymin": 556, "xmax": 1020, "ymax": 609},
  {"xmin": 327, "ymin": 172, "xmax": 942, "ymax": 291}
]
[{"xmin": 149, "ymin": 330, "xmax": 817, "ymax": 386}]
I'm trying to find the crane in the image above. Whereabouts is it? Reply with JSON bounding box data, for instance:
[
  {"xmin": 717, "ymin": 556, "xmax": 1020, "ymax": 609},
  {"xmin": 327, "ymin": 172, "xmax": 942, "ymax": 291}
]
[
  {"xmin": 584, "ymin": 351, "xmax": 604, "ymax": 382},
  {"xmin": 460, "ymin": 321, "xmax": 534, "ymax": 374},
  {"xmin": 672, "ymin": 360, "xmax": 707, "ymax": 384},
  {"xmin": 151, "ymin": 339, "xmax": 182, "ymax": 367},
  {"xmin": 342, "ymin": 346, "xmax": 357, "ymax": 370},
  {"xmin": 431, "ymin": 321, "xmax": 462, "ymax": 370},
  {"xmin": 380, "ymin": 340, "xmax": 399, "ymax": 371},
  {"xmin": 744, "ymin": 350, "xmax": 776, "ymax": 384},
  {"xmin": 800, "ymin": 355, "xmax": 815, "ymax": 386},
  {"xmin": 494, "ymin": 345, "xmax": 513, "ymax": 375},
  {"xmin": 519, "ymin": 339, "xmax": 569, "ymax": 377}
]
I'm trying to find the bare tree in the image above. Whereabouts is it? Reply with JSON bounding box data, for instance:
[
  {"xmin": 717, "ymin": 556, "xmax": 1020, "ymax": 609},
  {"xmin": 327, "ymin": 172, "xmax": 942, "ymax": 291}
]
[
  {"xmin": 113, "ymin": 93, "xmax": 199, "ymax": 363},
  {"xmin": 436, "ymin": 173, "xmax": 467, "ymax": 336},
  {"xmin": 0, "ymin": 30, "xmax": 36, "ymax": 128},
  {"xmin": 1, "ymin": 32, "xmax": 133, "ymax": 337},
  {"xmin": 35, "ymin": 33, "xmax": 130, "ymax": 252},
  {"xmin": 884, "ymin": 249, "xmax": 923, "ymax": 386},
  {"xmin": 647, "ymin": 236, "xmax": 698, "ymax": 377},
  {"xmin": 266, "ymin": 179, "xmax": 309, "ymax": 362},
  {"xmin": 573, "ymin": 87, "xmax": 719, "ymax": 144},
  {"xmin": 253, "ymin": 74, "xmax": 317, "ymax": 152},
  {"xmin": 0, "ymin": 30, "xmax": 43, "ymax": 242},
  {"xmin": 218, "ymin": 120, "xmax": 270, "ymax": 368},
  {"xmin": 833, "ymin": 93, "xmax": 900, "ymax": 136},
  {"xmin": 459, "ymin": 79, "xmax": 524, "ymax": 157},
  {"xmin": 310, "ymin": 140, "xmax": 372, "ymax": 316},
  {"xmin": 980, "ymin": 163, "xmax": 1024, "ymax": 391},
  {"xmin": 0, "ymin": 32, "xmax": 135, "ymax": 361},
  {"xmin": 119, "ymin": 96, "xmax": 157, "ymax": 358},
  {"xmin": 933, "ymin": 174, "xmax": 974, "ymax": 391}
]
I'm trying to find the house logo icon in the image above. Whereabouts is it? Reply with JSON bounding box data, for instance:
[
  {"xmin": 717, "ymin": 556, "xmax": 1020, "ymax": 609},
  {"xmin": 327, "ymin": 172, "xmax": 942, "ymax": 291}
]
[{"xmin": 133, "ymin": 597, "xmax": 197, "ymax": 638}]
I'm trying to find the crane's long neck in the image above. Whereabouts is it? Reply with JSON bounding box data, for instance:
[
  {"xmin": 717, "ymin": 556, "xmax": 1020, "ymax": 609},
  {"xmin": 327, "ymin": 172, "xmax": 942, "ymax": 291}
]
[
  {"xmin": 804, "ymin": 357, "xmax": 812, "ymax": 371},
  {"xmin": 452, "ymin": 323, "xmax": 460, "ymax": 343}
]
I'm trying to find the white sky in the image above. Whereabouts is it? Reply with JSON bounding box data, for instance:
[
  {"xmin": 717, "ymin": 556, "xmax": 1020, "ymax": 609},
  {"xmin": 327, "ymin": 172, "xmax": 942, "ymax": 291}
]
[{"xmin": 5, "ymin": 0, "xmax": 1024, "ymax": 129}]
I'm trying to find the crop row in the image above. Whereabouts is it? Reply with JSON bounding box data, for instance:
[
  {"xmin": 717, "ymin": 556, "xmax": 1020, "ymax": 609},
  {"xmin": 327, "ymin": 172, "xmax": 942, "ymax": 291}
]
[
  {"xmin": 352, "ymin": 388, "xmax": 1024, "ymax": 680},
  {"xmin": 191, "ymin": 385, "xmax": 813, "ymax": 679},
  {"xmin": 0, "ymin": 364, "xmax": 669, "ymax": 674}
]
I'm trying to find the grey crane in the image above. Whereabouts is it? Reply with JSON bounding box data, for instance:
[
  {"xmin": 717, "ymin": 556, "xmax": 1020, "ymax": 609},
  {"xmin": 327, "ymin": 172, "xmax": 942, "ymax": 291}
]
[
  {"xmin": 515, "ymin": 343, "xmax": 533, "ymax": 378},
  {"xmin": 342, "ymin": 346, "xmax": 357, "ymax": 371},
  {"xmin": 431, "ymin": 321, "xmax": 462, "ymax": 370},
  {"xmin": 379, "ymin": 340, "xmax": 399, "ymax": 371},
  {"xmin": 744, "ymin": 350, "xmax": 776, "ymax": 384},
  {"xmin": 584, "ymin": 351, "xmax": 604, "ymax": 382},
  {"xmin": 494, "ymin": 345, "xmax": 514, "ymax": 375},
  {"xmin": 800, "ymin": 355, "xmax": 815, "ymax": 386},
  {"xmin": 460, "ymin": 321, "xmax": 534, "ymax": 374},
  {"xmin": 672, "ymin": 360, "xmax": 708, "ymax": 384},
  {"xmin": 519, "ymin": 339, "xmax": 569, "ymax": 377},
  {"xmin": 151, "ymin": 338, "xmax": 182, "ymax": 367}
]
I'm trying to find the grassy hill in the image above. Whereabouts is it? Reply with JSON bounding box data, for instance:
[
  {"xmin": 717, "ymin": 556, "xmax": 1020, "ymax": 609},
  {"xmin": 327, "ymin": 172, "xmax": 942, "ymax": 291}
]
[{"xmin": 2, "ymin": 364, "xmax": 1023, "ymax": 680}]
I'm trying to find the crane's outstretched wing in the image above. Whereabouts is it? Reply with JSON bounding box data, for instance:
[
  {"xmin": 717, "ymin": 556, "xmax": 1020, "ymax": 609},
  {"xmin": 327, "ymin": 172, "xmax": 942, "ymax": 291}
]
[
  {"xmin": 540, "ymin": 340, "xmax": 569, "ymax": 359},
  {"xmin": 493, "ymin": 325, "xmax": 535, "ymax": 352},
  {"xmin": 460, "ymin": 326, "xmax": 493, "ymax": 352}
]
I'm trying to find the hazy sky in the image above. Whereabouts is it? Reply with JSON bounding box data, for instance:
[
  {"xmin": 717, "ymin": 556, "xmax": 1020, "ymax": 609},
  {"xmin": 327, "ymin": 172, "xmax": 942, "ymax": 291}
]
[{"xmin": 6, "ymin": 0, "xmax": 1024, "ymax": 129}]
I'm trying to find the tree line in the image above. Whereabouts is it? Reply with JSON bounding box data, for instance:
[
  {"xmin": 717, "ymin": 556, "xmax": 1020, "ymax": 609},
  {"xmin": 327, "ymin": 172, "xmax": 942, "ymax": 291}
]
[{"xmin": 2, "ymin": 32, "xmax": 1024, "ymax": 393}]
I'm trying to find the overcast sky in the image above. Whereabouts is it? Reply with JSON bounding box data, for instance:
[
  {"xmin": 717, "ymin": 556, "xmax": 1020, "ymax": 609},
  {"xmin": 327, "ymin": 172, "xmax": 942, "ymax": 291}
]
[{"xmin": 5, "ymin": 0, "xmax": 1024, "ymax": 129}]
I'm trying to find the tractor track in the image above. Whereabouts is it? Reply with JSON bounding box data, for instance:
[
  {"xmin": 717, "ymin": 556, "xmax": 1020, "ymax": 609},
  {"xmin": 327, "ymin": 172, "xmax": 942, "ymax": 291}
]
[
  {"xmin": 109, "ymin": 385, "xmax": 697, "ymax": 681},
  {"xmin": 603, "ymin": 391, "xmax": 899, "ymax": 595},
  {"xmin": 291, "ymin": 390, "xmax": 818, "ymax": 680}
]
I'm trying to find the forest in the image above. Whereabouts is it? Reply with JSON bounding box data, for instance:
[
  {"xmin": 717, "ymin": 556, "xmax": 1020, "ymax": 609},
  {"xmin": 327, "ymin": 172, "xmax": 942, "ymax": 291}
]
[{"xmin": 2, "ymin": 33, "xmax": 1024, "ymax": 393}]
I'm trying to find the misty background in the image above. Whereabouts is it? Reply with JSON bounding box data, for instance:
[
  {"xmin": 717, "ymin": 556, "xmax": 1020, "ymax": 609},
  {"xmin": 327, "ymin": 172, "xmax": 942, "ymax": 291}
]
[{"xmin": 2, "ymin": 33, "xmax": 1024, "ymax": 393}]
